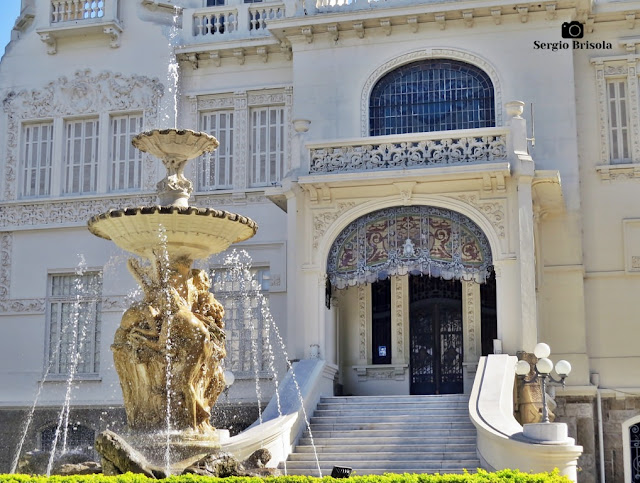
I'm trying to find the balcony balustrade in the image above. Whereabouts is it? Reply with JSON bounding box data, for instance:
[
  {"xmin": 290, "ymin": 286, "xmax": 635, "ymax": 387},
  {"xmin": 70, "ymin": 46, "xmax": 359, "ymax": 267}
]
[
  {"xmin": 38, "ymin": 0, "xmax": 121, "ymax": 53},
  {"xmin": 187, "ymin": 2, "xmax": 285, "ymax": 40},
  {"xmin": 50, "ymin": 0, "xmax": 105, "ymax": 23},
  {"xmin": 308, "ymin": 128, "xmax": 509, "ymax": 175}
]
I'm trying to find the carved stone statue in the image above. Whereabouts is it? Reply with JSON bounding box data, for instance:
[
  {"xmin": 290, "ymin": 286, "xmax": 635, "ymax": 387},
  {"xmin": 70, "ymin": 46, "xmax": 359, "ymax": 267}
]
[{"xmin": 112, "ymin": 258, "xmax": 226, "ymax": 432}]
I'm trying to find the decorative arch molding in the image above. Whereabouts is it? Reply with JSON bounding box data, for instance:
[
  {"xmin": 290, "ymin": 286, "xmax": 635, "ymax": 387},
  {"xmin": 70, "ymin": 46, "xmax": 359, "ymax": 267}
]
[
  {"xmin": 622, "ymin": 413, "xmax": 640, "ymax": 483},
  {"xmin": 325, "ymin": 204, "xmax": 493, "ymax": 288},
  {"xmin": 314, "ymin": 194, "xmax": 506, "ymax": 270},
  {"xmin": 360, "ymin": 48, "xmax": 504, "ymax": 136},
  {"xmin": 2, "ymin": 69, "xmax": 164, "ymax": 200}
]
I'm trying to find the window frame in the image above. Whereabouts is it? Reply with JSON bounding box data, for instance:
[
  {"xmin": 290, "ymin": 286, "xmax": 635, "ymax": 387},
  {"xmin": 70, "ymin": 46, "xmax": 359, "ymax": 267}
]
[
  {"xmin": 45, "ymin": 270, "xmax": 103, "ymax": 379},
  {"xmin": 593, "ymin": 57, "xmax": 640, "ymax": 172},
  {"xmin": 211, "ymin": 265, "xmax": 271, "ymax": 378},
  {"xmin": 62, "ymin": 117, "xmax": 100, "ymax": 195},
  {"xmin": 198, "ymin": 109, "xmax": 234, "ymax": 191},
  {"xmin": 19, "ymin": 120, "xmax": 55, "ymax": 199},
  {"xmin": 249, "ymin": 105, "xmax": 285, "ymax": 187},
  {"xmin": 368, "ymin": 59, "xmax": 496, "ymax": 137},
  {"xmin": 109, "ymin": 112, "xmax": 144, "ymax": 192}
]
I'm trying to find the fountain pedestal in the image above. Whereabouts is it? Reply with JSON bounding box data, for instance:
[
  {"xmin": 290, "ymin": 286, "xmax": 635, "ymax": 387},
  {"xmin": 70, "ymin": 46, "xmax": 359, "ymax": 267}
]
[{"xmin": 88, "ymin": 129, "xmax": 257, "ymax": 472}]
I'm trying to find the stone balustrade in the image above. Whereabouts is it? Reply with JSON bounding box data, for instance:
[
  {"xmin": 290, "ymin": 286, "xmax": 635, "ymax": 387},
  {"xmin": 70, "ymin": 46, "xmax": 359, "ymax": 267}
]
[
  {"xmin": 50, "ymin": 0, "xmax": 105, "ymax": 22},
  {"xmin": 308, "ymin": 128, "xmax": 508, "ymax": 174},
  {"xmin": 249, "ymin": 3, "xmax": 286, "ymax": 32},
  {"xmin": 190, "ymin": 2, "xmax": 285, "ymax": 38},
  {"xmin": 193, "ymin": 7, "xmax": 239, "ymax": 37}
]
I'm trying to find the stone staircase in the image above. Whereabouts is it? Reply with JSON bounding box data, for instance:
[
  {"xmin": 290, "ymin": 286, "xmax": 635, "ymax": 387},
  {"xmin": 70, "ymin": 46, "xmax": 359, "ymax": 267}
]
[{"xmin": 281, "ymin": 394, "xmax": 480, "ymax": 476}]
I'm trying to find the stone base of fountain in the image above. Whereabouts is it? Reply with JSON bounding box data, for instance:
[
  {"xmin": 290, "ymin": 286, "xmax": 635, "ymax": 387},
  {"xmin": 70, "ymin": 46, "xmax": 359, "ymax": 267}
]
[
  {"xmin": 126, "ymin": 429, "xmax": 229, "ymax": 466},
  {"xmin": 96, "ymin": 429, "xmax": 276, "ymax": 477}
]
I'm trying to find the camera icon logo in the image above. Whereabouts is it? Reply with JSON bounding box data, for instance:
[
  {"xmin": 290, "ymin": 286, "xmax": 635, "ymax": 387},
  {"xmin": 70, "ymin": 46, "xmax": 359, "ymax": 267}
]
[{"xmin": 562, "ymin": 21, "xmax": 584, "ymax": 39}]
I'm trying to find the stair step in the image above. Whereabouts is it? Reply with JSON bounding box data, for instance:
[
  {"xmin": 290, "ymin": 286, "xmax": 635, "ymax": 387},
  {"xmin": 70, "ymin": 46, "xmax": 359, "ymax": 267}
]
[
  {"xmin": 282, "ymin": 469, "xmax": 475, "ymax": 476},
  {"xmin": 295, "ymin": 443, "xmax": 476, "ymax": 453},
  {"xmin": 309, "ymin": 418, "xmax": 473, "ymax": 427},
  {"xmin": 311, "ymin": 421, "xmax": 474, "ymax": 434},
  {"xmin": 283, "ymin": 460, "xmax": 481, "ymax": 470},
  {"xmin": 313, "ymin": 409, "xmax": 469, "ymax": 417},
  {"xmin": 316, "ymin": 403, "xmax": 469, "ymax": 411},
  {"xmin": 289, "ymin": 451, "xmax": 478, "ymax": 462},
  {"xmin": 321, "ymin": 395, "xmax": 469, "ymax": 402}
]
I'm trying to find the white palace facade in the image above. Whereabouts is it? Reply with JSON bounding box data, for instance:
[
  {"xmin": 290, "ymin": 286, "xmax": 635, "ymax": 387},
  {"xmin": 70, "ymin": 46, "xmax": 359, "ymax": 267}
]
[{"xmin": 0, "ymin": 0, "xmax": 640, "ymax": 481}]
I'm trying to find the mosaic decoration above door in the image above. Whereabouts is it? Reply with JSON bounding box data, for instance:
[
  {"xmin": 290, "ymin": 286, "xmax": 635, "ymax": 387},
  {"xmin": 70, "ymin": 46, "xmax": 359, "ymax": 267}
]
[{"xmin": 327, "ymin": 205, "xmax": 492, "ymax": 288}]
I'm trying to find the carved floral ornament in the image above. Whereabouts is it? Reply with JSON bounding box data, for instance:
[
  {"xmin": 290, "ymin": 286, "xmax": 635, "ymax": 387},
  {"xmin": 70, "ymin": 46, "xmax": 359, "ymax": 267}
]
[
  {"xmin": 327, "ymin": 205, "xmax": 492, "ymax": 289},
  {"xmin": 2, "ymin": 69, "xmax": 164, "ymax": 119}
]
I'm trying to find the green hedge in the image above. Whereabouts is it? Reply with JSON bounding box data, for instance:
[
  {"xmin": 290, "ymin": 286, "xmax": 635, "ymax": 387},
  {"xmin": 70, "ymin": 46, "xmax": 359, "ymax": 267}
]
[{"xmin": 0, "ymin": 470, "xmax": 571, "ymax": 483}]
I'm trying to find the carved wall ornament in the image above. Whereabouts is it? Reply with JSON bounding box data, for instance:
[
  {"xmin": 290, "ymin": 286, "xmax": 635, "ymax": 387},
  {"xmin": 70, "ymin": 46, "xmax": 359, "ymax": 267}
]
[
  {"xmin": 2, "ymin": 70, "xmax": 164, "ymax": 200},
  {"xmin": 361, "ymin": 49, "xmax": 503, "ymax": 136},
  {"xmin": 464, "ymin": 280, "xmax": 477, "ymax": 359},
  {"xmin": 451, "ymin": 193, "xmax": 506, "ymax": 239},
  {"xmin": 0, "ymin": 233, "xmax": 11, "ymax": 303},
  {"xmin": 0, "ymin": 195, "xmax": 156, "ymax": 229},
  {"xmin": 0, "ymin": 298, "xmax": 45, "ymax": 314},
  {"xmin": 354, "ymin": 365, "xmax": 406, "ymax": 381},
  {"xmin": 311, "ymin": 201, "xmax": 357, "ymax": 249},
  {"xmin": 394, "ymin": 278, "xmax": 404, "ymax": 360},
  {"xmin": 358, "ymin": 284, "xmax": 367, "ymax": 361}
]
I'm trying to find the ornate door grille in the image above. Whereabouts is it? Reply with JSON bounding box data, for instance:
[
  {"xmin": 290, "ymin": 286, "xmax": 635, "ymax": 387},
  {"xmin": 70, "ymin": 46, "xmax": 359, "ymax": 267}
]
[
  {"xmin": 632, "ymin": 422, "xmax": 640, "ymax": 482},
  {"xmin": 409, "ymin": 276, "xmax": 463, "ymax": 395}
]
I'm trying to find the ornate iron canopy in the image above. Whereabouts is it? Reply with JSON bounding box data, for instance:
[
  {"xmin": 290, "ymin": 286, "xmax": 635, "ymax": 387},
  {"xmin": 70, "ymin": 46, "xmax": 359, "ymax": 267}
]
[{"xmin": 327, "ymin": 205, "xmax": 492, "ymax": 288}]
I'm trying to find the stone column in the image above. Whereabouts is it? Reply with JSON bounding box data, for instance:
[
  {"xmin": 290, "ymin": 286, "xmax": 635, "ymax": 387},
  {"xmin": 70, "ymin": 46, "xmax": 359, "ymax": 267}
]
[
  {"xmin": 507, "ymin": 101, "xmax": 538, "ymax": 352},
  {"xmin": 325, "ymin": 296, "xmax": 338, "ymax": 366}
]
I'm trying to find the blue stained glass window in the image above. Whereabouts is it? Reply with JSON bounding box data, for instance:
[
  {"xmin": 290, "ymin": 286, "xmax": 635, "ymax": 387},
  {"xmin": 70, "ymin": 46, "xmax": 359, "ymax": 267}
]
[{"xmin": 369, "ymin": 60, "xmax": 495, "ymax": 136}]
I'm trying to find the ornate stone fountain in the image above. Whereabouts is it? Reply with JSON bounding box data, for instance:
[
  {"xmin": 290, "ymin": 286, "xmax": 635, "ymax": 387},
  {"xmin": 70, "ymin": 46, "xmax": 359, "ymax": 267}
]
[{"xmin": 87, "ymin": 129, "xmax": 257, "ymax": 470}]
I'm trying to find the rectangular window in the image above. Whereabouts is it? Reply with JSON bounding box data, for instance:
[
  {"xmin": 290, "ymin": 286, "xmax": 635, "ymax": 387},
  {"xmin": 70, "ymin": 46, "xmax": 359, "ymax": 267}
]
[
  {"xmin": 212, "ymin": 267, "xmax": 270, "ymax": 375},
  {"xmin": 47, "ymin": 272, "xmax": 102, "ymax": 375},
  {"xmin": 608, "ymin": 80, "xmax": 631, "ymax": 164},
  {"xmin": 63, "ymin": 118, "xmax": 99, "ymax": 194},
  {"xmin": 199, "ymin": 110, "xmax": 234, "ymax": 190},
  {"xmin": 249, "ymin": 106, "xmax": 284, "ymax": 187},
  {"xmin": 110, "ymin": 114, "xmax": 143, "ymax": 191},
  {"xmin": 21, "ymin": 122, "xmax": 54, "ymax": 198}
]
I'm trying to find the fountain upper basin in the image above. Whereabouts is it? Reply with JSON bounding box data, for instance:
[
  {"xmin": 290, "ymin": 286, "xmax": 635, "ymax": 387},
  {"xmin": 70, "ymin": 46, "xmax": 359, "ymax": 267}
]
[
  {"xmin": 132, "ymin": 128, "xmax": 219, "ymax": 161},
  {"xmin": 88, "ymin": 205, "xmax": 257, "ymax": 261}
]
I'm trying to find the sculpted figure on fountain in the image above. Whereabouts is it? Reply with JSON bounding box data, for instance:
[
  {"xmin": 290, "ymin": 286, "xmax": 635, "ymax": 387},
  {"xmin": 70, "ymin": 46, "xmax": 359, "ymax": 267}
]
[{"xmin": 112, "ymin": 256, "xmax": 227, "ymax": 433}]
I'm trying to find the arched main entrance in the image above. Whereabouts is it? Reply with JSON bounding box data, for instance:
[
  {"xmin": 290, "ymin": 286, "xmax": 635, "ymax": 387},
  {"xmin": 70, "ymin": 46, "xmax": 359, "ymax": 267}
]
[{"xmin": 327, "ymin": 205, "xmax": 496, "ymax": 396}]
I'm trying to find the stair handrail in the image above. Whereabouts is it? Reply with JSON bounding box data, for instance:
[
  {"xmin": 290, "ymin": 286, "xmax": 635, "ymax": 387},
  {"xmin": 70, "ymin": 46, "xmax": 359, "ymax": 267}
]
[
  {"xmin": 469, "ymin": 355, "xmax": 583, "ymax": 481},
  {"xmin": 222, "ymin": 359, "xmax": 336, "ymax": 466}
]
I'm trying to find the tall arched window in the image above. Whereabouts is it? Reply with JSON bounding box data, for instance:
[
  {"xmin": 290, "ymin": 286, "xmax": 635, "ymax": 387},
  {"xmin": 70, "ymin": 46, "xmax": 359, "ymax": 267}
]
[{"xmin": 369, "ymin": 60, "xmax": 495, "ymax": 136}]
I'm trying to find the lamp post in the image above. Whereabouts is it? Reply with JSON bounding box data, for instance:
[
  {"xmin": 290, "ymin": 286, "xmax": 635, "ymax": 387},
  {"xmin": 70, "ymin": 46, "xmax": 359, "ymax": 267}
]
[{"xmin": 515, "ymin": 343, "xmax": 572, "ymax": 423}]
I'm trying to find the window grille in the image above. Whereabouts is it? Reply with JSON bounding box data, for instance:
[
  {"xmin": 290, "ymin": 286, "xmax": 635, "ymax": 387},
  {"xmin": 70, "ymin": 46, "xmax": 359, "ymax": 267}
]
[
  {"xmin": 212, "ymin": 267, "xmax": 270, "ymax": 375},
  {"xmin": 369, "ymin": 60, "xmax": 495, "ymax": 136},
  {"xmin": 47, "ymin": 272, "xmax": 102, "ymax": 375},
  {"xmin": 199, "ymin": 110, "xmax": 234, "ymax": 190},
  {"xmin": 21, "ymin": 122, "xmax": 54, "ymax": 198},
  {"xmin": 63, "ymin": 118, "xmax": 100, "ymax": 195},
  {"xmin": 109, "ymin": 114, "xmax": 143, "ymax": 191},
  {"xmin": 249, "ymin": 106, "xmax": 284, "ymax": 187},
  {"xmin": 607, "ymin": 80, "xmax": 631, "ymax": 163}
]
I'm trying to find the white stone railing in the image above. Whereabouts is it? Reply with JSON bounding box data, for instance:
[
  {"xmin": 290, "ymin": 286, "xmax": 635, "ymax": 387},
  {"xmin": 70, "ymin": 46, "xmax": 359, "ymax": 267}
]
[
  {"xmin": 50, "ymin": 0, "xmax": 105, "ymax": 22},
  {"xmin": 308, "ymin": 128, "xmax": 508, "ymax": 174},
  {"xmin": 189, "ymin": 2, "xmax": 285, "ymax": 39},
  {"xmin": 249, "ymin": 3, "xmax": 286, "ymax": 32},
  {"xmin": 192, "ymin": 6, "xmax": 239, "ymax": 37}
]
